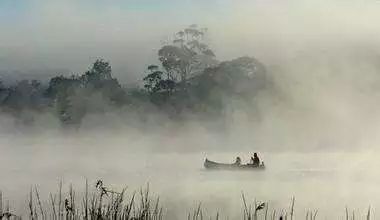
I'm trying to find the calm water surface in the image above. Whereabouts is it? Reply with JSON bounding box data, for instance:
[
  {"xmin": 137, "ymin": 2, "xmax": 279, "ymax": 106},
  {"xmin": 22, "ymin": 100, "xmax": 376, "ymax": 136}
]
[{"xmin": 1, "ymin": 136, "xmax": 379, "ymax": 219}]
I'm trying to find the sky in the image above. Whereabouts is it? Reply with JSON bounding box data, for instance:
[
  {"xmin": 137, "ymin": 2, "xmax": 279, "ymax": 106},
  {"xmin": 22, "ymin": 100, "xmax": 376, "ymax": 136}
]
[
  {"xmin": 0, "ymin": 0, "xmax": 235, "ymax": 83},
  {"xmin": 1, "ymin": 0, "xmax": 380, "ymax": 84}
]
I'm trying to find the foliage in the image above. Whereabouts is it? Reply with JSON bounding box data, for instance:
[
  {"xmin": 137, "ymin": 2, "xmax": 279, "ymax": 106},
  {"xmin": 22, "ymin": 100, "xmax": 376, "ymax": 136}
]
[
  {"xmin": 165, "ymin": 56, "xmax": 267, "ymax": 115},
  {"xmin": 143, "ymin": 65, "xmax": 176, "ymax": 105},
  {"xmin": 1, "ymin": 80, "xmax": 46, "ymax": 112},
  {"xmin": 0, "ymin": 26, "xmax": 269, "ymax": 127},
  {"xmin": 157, "ymin": 25, "xmax": 217, "ymax": 84},
  {"xmin": 43, "ymin": 60, "xmax": 127, "ymax": 126}
]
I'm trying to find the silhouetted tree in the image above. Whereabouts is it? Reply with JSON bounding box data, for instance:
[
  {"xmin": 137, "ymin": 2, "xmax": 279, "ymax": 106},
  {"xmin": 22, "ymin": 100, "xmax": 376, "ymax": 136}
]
[
  {"xmin": 0, "ymin": 26, "xmax": 270, "ymax": 128},
  {"xmin": 46, "ymin": 75, "xmax": 82, "ymax": 124},
  {"xmin": 80, "ymin": 59, "xmax": 126, "ymax": 105},
  {"xmin": 45, "ymin": 60, "xmax": 127, "ymax": 125},
  {"xmin": 81, "ymin": 59, "xmax": 112, "ymax": 85},
  {"xmin": 143, "ymin": 25, "xmax": 218, "ymax": 109},
  {"xmin": 198, "ymin": 56, "xmax": 267, "ymax": 95},
  {"xmin": 184, "ymin": 56, "xmax": 267, "ymax": 114},
  {"xmin": 157, "ymin": 25, "xmax": 217, "ymax": 85},
  {"xmin": 2, "ymin": 79, "xmax": 46, "ymax": 111},
  {"xmin": 143, "ymin": 65, "xmax": 163, "ymax": 94},
  {"xmin": 143, "ymin": 65, "xmax": 175, "ymax": 95}
]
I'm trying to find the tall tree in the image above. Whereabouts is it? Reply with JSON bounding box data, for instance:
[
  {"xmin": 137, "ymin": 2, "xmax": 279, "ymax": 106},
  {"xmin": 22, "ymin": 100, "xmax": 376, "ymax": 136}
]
[
  {"xmin": 80, "ymin": 59, "xmax": 126, "ymax": 105},
  {"xmin": 81, "ymin": 59, "xmax": 112, "ymax": 86},
  {"xmin": 46, "ymin": 59, "xmax": 127, "ymax": 125},
  {"xmin": 157, "ymin": 25, "xmax": 217, "ymax": 85},
  {"xmin": 143, "ymin": 65, "xmax": 175, "ymax": 95},
  {"xmin": 46, "ymin": 75, "xmax": 82, "ymax": 124}
]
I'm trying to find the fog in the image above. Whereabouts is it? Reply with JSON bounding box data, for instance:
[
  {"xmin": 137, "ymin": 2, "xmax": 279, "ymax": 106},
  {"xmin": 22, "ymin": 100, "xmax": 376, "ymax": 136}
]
[
  {"xmin": 2, "ymin": 0, "xmax": 380, "ymax": 219},
  {"xmin": 2, "ymin": 0, "xmax": 380, "ymax": 82},
  {"xmin": 1, "ymin": 135, "xmax": 380, "ymax": 219}
]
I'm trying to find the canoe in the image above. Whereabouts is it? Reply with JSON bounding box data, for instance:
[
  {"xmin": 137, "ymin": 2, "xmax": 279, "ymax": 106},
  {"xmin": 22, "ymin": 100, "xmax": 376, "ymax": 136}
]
[{"xmin": 204, "ymin": 158, "xmax": 265, "ymax": 170}]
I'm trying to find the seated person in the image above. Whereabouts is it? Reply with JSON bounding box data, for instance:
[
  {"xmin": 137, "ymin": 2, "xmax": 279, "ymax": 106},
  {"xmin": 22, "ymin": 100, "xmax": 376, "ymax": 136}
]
[
  {"xmin": 250, "ymin": 153, "xmax": 260, "ymax": 166},
  {"xmin": 235, "ymin": 156, "xmax": 242, "ymax": 165}
]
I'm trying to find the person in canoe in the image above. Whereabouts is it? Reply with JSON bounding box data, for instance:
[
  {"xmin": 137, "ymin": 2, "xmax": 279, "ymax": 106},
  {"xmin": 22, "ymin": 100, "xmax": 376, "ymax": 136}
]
[
  {"xmin": 234, "ymin": 156, "xmax": 242, "ymax": 165},
  {"xmin": 250, "ymin": 153, "xmax": 260, "ymax": 166}
]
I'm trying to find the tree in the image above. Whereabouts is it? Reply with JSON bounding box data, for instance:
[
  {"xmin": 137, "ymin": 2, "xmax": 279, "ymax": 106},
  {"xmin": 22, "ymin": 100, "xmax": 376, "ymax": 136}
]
[
  {"xmin": 45, "ymin": 59, "xmax": 128, "ymax": 125},
  {"xmin": 143, "ymin": 65, "xmax": 164, "ymax": 93},
  {"xmin": 143, "ymin": 25, "xmax": 218, "ymax": 107},
  {"xmin": 80, "ymin": 59, "xmax": 126, "ymax": 105},
  {"xmin": 55, "ymin": 87, "xmax": 74, "ymax": 124},
  {"xmin": 185, "ymin": 56, "xmax": 267, "ymax": 114},
  {"xmin": 46, "ymin": 75, "xmax": 83, "ymax": 125},
  {"xmin": 2, "ymin": 79, "xmax": 46, "ymax": 111},
  {"xmin": 197, "ymin": 56, "xmax": 266, "ymax": 96},
  {"xmin": 46, "ymin": 75, "xmax": 79, "ymax": 99},
  {"xmin": 143, "ymin": 65, "xmax": 175, "ymax": 95},
  {"xmin": 81, "ymin": 59, "xmax": 112, "ymax": 86},
  {"xmin": 157, "ymin": 25, "xmax": 217, "ymax": 85}
]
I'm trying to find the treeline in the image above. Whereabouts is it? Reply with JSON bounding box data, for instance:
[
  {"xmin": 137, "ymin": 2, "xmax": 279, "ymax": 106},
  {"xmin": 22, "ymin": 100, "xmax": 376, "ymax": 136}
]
[{"xmin": 0, "ymin": 25, "xmax": 267, "ymax": 127}]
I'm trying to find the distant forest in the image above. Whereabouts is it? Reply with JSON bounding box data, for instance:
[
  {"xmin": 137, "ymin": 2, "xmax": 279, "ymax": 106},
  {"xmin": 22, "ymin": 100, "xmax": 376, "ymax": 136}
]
[{"xmin": 0, "ymin": 26, "xmax": 267, "ymax": 128}]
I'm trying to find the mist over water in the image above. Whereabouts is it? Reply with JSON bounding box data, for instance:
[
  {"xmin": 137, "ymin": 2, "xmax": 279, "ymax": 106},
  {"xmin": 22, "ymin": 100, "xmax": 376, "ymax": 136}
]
[
  {"xmin": 2, "ymin": 0, "xmax": 380, "ymax": 219},
  {"xmin": 1, "ymin": 131, "xmax": 380, "ymax": 219}
]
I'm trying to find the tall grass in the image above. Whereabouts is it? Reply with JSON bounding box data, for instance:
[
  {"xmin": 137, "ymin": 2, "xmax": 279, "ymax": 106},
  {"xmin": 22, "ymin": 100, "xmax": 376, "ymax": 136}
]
[
  {"xmin": 9, "ymin": 180, "xmax": 162, "ymax": 220},
  {"xmin": 0, "ymin": 181, "xmax": 374, "ymax": 220}
]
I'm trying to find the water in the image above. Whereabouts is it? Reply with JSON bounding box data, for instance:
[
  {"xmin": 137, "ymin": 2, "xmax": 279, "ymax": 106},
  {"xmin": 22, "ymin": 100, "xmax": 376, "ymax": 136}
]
[{"xmin": 1, "ymin": 134, "xmax": 379, "ymax": 219}]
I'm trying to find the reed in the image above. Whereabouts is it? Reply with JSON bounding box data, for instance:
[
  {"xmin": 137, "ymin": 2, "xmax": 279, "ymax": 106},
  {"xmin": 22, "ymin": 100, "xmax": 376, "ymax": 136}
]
[{"xmin": 0, "ymin": 181, "xmax": 374, "ymax": 220}]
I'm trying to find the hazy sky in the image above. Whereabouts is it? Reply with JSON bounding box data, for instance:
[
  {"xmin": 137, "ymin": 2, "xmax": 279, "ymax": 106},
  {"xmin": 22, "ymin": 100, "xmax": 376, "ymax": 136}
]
[
  {"xmin": 1, "ymin": 0, "xmax": 380, "ymax": 83},
  {"xmin": 0, "ymin": 0, "xmax": 232, "ymax": 82}
]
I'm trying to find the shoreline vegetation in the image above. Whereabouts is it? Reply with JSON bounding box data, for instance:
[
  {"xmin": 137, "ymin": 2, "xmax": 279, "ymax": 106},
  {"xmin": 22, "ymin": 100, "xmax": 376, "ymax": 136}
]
[
  {"xmin": 0, "ymin": 180, "xmax": 372, "ymax": 220},
  {"xmin": 0, "ymin": 25, "xmax": 267, "ymax": 129}
]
